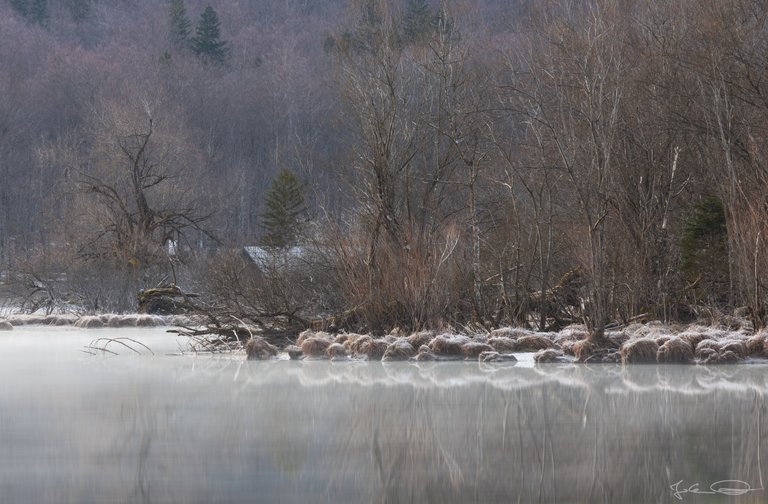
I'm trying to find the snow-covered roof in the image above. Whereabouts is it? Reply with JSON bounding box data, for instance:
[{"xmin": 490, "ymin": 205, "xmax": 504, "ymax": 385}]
[{"xmin": 243, "ymin": 246, "xmax": 307, "ymax": 269}]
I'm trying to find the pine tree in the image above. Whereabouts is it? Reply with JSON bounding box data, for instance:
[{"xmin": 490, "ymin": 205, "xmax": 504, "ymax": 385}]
[
  {"xmin": 27, "ymin": 0, "xmax": 47, "ymax": 26},
  {"xmin": 66, "ymin": 0, "xmax": 91, "ymax": 22},
  {"xmin": 168, "ymin": 0, "xmax": 192, "ymax": 49},
  {"xmin": 680, "ymin": 196, "xmax": 729, "ymax": 303},
  {"xmin": 402, "ymin": 0, "xmax": 434, "ymax": 45},
  {"xmin": 191, "ymin": 5, "xmax": 230, "ymax": 65},
  {"xmin": 9, "ymin": 0, "xmax": 28, "ymax": 17},
  {"xmin": 261, "ymin": 169, "xmax": 307, "ymax": 248}
]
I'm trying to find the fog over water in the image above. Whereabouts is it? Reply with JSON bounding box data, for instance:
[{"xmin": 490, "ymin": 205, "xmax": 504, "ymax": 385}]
[{"xmin": 0, "ymin": 327, "xmax": 766, "ymax": 503}]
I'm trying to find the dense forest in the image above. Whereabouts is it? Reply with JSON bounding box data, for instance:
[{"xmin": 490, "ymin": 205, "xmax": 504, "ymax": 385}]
[{"xmin": 1, "ymin": 0, "xmax": 767, "ymax": 340}]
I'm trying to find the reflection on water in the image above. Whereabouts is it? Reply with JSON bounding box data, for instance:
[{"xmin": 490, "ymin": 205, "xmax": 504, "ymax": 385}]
[{"xmin": 0, "ymin": 328, "xmax": 767, "ymax": 503}]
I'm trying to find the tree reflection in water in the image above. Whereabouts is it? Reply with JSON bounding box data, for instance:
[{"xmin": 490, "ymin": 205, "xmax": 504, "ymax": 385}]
[{"xmin": 1, "ymin": 358, "xmax": 766, "ymax": 503}]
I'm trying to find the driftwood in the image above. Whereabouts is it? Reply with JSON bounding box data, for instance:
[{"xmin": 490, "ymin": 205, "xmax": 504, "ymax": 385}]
[{"xmin": 84, "ymin": 337, "xmax": 154, "ymax": 356}]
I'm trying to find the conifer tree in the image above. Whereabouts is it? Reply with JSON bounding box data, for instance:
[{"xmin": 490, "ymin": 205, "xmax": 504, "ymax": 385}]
[
  {"xmin": 9, "ymin": 0, "xmax": 28, "ymax": 18},
  {"xmin": 191, "ymin": 5, "xmax": 230, "ymax": 65},
  {"xmin": 27, "ymin": 0, "xmax": 47, "ymax": 26},
  {"xmin": 66, "ymin": 0, "xmax": 91, "ymax": 22},
  {"xmin": 261, "ymin": 169, "xmax": 307, "ymax": 248},
  {"xmin": 402, "ymin": 0, "xmax": 434, "ymax": 45},
  {"xmin": 9, "ymin": 0, "xmax": 47, "ymax": 26},
  {"xmin": 168, "ymin": 0, "xmax": 192, "ymax": 49}
]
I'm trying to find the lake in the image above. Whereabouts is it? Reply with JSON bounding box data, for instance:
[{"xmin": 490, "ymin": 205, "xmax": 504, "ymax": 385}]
[{"xmin": 0, "ymin": 326, "xmax": 766, "ymax": 503}]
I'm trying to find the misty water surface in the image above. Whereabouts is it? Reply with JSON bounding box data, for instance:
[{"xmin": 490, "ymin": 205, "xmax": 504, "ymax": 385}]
[{"xmin": 0, "ymin": 327, "xmax": 766, "ymax": 503}]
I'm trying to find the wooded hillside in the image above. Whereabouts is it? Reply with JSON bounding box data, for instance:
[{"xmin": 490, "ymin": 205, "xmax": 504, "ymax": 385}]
[{"xmin": 1, "ymin": 0, "xmax": 766, "ymax": 336}]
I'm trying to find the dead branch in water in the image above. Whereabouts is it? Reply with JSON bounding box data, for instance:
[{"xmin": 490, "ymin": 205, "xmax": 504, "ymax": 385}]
[{"xmin": 85, "ymin": 337, "xmax": 154, "ymax": 356}]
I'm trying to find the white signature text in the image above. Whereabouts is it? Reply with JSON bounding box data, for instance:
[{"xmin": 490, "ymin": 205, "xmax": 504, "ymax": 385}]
[{"xmin": 670, "ymin": 480, "xmax": 763, "ymax": 501}]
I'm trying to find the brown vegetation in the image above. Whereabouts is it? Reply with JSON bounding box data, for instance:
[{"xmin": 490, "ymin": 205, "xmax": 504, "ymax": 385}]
[
  {"xmin": 656, "ymin": 338, "xmax": 694, "ymax": 364},
  {"xmin": 284, "ymin": 345, "xmax": 303, "ymax": 360},
  {"xmin": 533, "ymin": 349, "xmax": 567, "ymax": 364},
  {"xmin": 301, "ymin": 336, "xmax": 333, "ymax": 358},
  {"xmin": 429, "ymin": 335, "xmax": 471, "ymax": 357},
  {"xmin": 746, "ymin": 334, "xmax": 765, "ymax": 356},
  {"xmin": 514, "ymin": 335, "xmax": 557, "ymax": 352},
  {"xmin": 245, "ymin": 338, "xmax": 278, "ymax": 360},
  {"xmin": 326, "ymin": 343, "xmax": 348, "ymax": 359},
  {"xmin": 6, "ymin": 0, "xmax": 768, "ymax": 337},
  {"xmin": 382, "ymin": 340, "xmax": 416, "ymax": 361},
  {"xmin": 407, "ymin": 331, "xmax": 435, "ymax": 350},
  {"xmin": 461, "ymin": 342, "xmax": 494, "ymax": 359},
  {"xmin": 620, "ymin": 339, "xmax": 660, "ymax": 365},
  {"xmin": 360, "ymin": 339, "xmax": 390, "ymax": 361},
  {"xmin": 487, "ymin": 337, "xmax": 517, "ymax": 353}
]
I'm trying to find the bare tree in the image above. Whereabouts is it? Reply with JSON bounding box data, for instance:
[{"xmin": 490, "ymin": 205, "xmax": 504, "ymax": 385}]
[
  {"xmin": 40, "ymin": 88, "xmax": 209, "ymax": 310},
  {"xmin": 508, "ymin": 0, "xmax": 629, "ymax": 339}
]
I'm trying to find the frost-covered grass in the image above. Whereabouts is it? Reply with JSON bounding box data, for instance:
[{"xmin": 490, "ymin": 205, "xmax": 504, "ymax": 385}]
[{"xmin": 244, "ymin": 320, "xmax": 768, "ymax": 366}]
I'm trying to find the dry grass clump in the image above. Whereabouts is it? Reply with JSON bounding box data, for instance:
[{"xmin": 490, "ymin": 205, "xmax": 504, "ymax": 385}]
[
  {"xmin": 135, "ymin": 315, "xmax": 163, "ymax": 327},
  {"xmin": 382, "ymin": 340, "xmax": 416, "ymax": 361},
  {"xmin": 656, "ymin": 337, "xmax": 694, "ymax": 364},
  {"xmin": 606, "ymin": 331, "xmax": 629, "ymax": 347},
  {"xmin": 655, "ymin": 335, "xmax": 672, "ymax": 347},
  {"xmin": 461, "ymin": 341, "xmax": 494, "ymax": 358},
  {"xmin": 487, "ymin": 337, "xmax": 517, "ymax": 353},
  {"xmin": 0, "ymin": 320, "xmax": 13, "ymax": 331},
  {"xmin": 326, "ymin": 343, "xmax": 348, "ymax": 359},
  {"xmin": 560, "ymin": 340, "xmax": 576, "ymax": 355},
  {"xmin": 407, "ymin": 331, "xmax": 435, "ymax": 349},
  {"xmin": 620, "ymin": 338, "xmax": 659, "ymax": 364},
  {"xmin": 334, "ymin": 333, "xmax": 351, "ymax": 345},
  {"xmin": 284, "ymin": 345, "xmax": 304, "ymax": 360},
  {"xmin": 360, "ymin": 338, "xmax": 389, "ymax": 360},
  {"xmin": 720, "ymin": 340, "xmax": 748, "ymax": 359},
  {"xmin": 74, "ymin": 316, "xmax": 105, "ymax": 329},
  {"xmin": 698, "ymin": 348, "xmax": 741, "ymax": 364},
  {"xmin": 678, "ymin": 332, "xmax": 708, "ymax": 348},
  {"xmin": 44, "ymin": 314, "xmax": 77, "ymax": 326},
  {"xmin": 245, "ymin": 337, "xmax": 278, "ymax": 360},
  {"xmin": 415, "ymin": 347, "xmax": 438, "ymax": 361},
  {"xmin": 297, "ymin": 330, "xmax": 333, "ymax": 347},
  {"xmin": 429, "ymin": 334, "xmax": 471, "ymax": 356},
  {"xmin": 694, "ymin": 339, "xmax": 720, "ymax": 355},
  {"xmin": 479, "ymin": 351, "xmax": 517, "ymax": 363},
  {"xmin": 689, "ymin": 337, "xmax": 747, "ymax": 363},
  {"xmin": 106, "ymin": 315, "xmax": 128, "ymax": 328},
  {"xmin": 572, "ymin": 339, "xmax": 601, "ymax": 362},
  {"xmin": 488, "ymin": 327, "xmax": 533, "ymax": 339},
  {"xmin": 717, "ymin": 350, "xmax": 742, "ymax": 363},
  {"xmin": 382, "ymin": 334, "xmax": 398, "ymax": 344},
  {"xmin": 347, "ymin": 335, "xmax": 373, "ymax": 355},
  {"xmin": 301, "ymin": 336, "xmax": 333, "ymax": 357},
  {"xmin": 746, "ymin": 334, "xmax": 766, "ymax": 356},
  {"xmin": 515, "ymin": 335, "xmax": 557, "ymax": 352},
  {"xmin": 533, "ymin": 349, "xmax": 566, "ymax": 363}
]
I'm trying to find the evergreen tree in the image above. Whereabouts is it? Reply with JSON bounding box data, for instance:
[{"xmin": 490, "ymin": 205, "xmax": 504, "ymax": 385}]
[
  {"xmin": 27, "ymin": 0, "xmax": 47, "ymax": 26},
  {"xmin": 680, "ymin": 196, "xmax": 729, "ymax": 303},
  {"xmin": 66, "ymin": 0, "xmax": 91, "ymax": 22},
  {"xmin": 9, "ymin": 0, "xmax": 28, "ymax": 17},
  {"xmin": 402, "ymin": 0, "xmax": 434, "ymax": 45},
  {"xmin": 9, "ymin": 0, "xmax": 48, "ymax": 26},
  {"xmin": 261, "ymin": 169, "xmax": 307, "ymax": 248},
  {"xmin": 168, "ymin": 0, "xmax": 192, "ymax": 49},
  {"xmin": 191, "ymin": 5, "xmax": 230, "ymax": 65}
]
